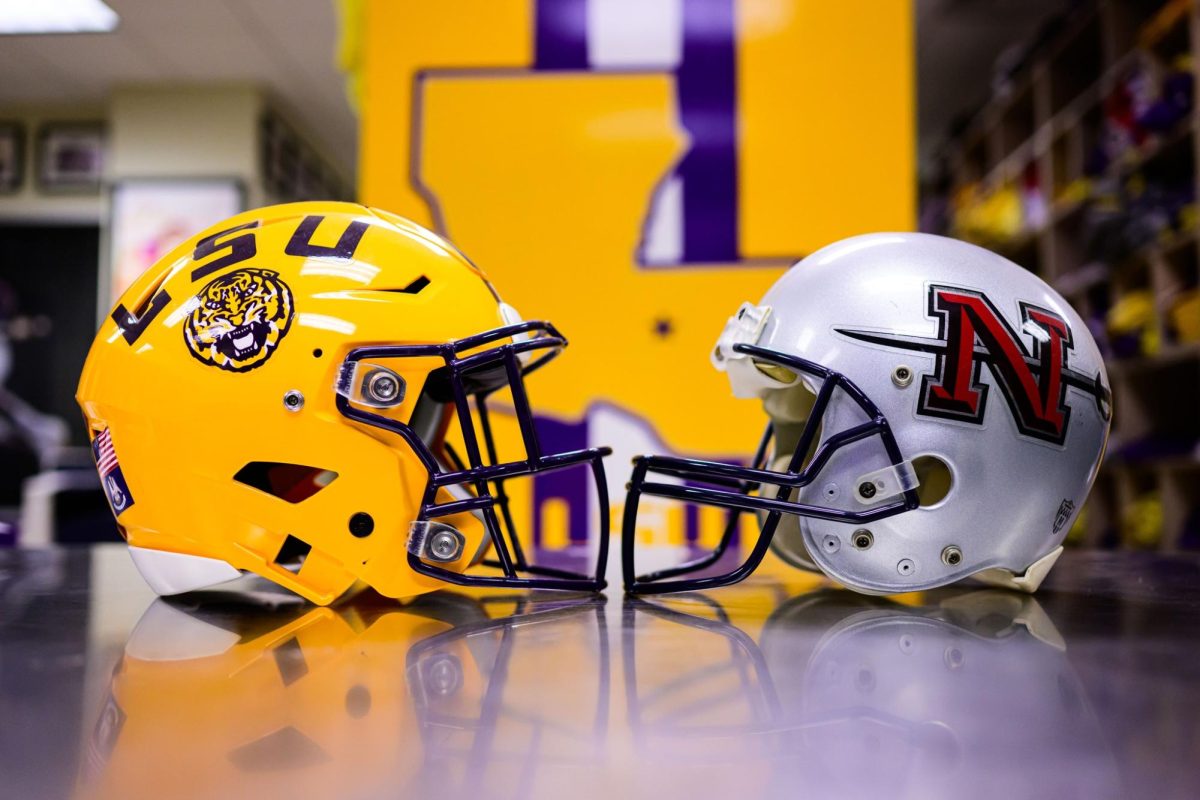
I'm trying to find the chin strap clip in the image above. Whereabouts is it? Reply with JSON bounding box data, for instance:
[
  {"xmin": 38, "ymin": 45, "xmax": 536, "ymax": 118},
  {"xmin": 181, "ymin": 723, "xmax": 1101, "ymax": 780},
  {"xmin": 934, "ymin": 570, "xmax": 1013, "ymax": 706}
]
[
  {"xmin": 852, "ymin": 460, "xmax": 919, "ymax": 504},
  {"xmin": 711, "ymin": 303, "xmax": 772, "ymax": 369}
]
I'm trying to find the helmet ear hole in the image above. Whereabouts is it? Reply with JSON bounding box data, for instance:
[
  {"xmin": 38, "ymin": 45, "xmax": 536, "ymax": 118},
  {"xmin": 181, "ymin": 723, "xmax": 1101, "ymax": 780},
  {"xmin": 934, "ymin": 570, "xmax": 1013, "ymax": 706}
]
[
  {"xmin": 234, "ymin": 462, "xmax": 339, "ymax": 504},
  {"xmin": 912, "ymin": 455, "xmax": 953, "ymax": 507}
]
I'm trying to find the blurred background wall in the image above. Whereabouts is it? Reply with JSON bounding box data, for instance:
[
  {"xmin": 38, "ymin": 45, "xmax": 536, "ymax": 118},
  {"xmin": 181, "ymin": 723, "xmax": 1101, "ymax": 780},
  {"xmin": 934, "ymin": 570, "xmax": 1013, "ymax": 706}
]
[{"xmin": 0, "ymin": 0, "xmax": 1196, "ymax": 556}]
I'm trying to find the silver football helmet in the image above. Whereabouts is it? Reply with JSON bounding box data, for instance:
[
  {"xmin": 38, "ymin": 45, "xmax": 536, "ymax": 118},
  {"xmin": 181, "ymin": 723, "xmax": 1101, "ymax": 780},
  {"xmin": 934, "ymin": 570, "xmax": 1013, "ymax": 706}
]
[{"xmin": 622, "ymin": 233, "xmax": 1111, "ymax": 594}]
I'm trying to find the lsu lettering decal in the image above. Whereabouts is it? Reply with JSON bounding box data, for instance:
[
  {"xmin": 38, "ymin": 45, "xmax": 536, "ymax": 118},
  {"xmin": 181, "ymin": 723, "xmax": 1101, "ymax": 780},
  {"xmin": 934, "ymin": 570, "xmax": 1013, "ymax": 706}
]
[
  {"xmin": 114, "ymin": 214, "xmax": 362, "ymax": 351},
  {"xmin": 838, "ymin": 285, "xmax": 1112, "ymax": 446},
  {"xmin": 93, "ymin": 428, "xmax": 135, "ymax": 516}
]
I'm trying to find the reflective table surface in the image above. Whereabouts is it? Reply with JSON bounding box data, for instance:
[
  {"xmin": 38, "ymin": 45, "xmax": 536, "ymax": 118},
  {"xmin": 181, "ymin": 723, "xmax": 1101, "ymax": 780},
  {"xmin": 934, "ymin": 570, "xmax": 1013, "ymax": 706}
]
[{"xmin": 2, "ymin": 546, "xmax": 1198, "ymax": 800}]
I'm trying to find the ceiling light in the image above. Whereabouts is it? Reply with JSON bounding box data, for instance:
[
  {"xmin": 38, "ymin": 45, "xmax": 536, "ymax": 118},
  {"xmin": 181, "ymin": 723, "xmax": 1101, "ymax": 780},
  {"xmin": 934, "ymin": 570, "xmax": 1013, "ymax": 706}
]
[{"xmin": 0, "ymin": 0, "xmax": 119, "ymax": 35}]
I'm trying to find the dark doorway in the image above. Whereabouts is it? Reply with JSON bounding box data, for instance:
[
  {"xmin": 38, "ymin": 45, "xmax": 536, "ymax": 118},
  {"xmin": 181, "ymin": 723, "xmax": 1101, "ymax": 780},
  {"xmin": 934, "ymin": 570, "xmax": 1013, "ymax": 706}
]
[{"xmin": 0, "ymin": 224, "xmax": 100, "ymax": 446}]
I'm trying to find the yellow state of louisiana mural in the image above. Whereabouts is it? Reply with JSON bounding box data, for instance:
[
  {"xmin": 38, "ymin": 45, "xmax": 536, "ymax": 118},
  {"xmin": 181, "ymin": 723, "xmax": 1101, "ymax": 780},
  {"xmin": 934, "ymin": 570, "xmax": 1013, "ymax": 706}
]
[{"xmin": 354, "ymin": 0, "xmax": 915, "ymax": 567}]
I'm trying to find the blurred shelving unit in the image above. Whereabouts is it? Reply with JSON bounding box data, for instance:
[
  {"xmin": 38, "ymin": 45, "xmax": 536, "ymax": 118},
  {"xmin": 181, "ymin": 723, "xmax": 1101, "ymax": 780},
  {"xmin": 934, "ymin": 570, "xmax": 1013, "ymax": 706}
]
[{"xmin": 938, "ymin": 0, "xmax": 1200, "ymax": 551}]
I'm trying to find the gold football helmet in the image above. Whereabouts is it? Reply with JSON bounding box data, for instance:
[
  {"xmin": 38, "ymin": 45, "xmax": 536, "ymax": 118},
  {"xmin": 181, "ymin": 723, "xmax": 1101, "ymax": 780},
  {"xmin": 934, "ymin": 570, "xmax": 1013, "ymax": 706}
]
[{"xmin": 77, "ymin": 202, "xmax": 610, "ymax": 604}]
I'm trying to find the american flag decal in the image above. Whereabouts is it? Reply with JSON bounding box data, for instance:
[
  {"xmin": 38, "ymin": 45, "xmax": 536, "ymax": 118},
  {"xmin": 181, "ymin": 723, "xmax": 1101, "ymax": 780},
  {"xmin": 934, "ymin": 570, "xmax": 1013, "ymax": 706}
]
[
  {"xmin": 95, "ymin": 429, "xmax": 119, "ymax": 477},
  {"xmin": 92, "ymin": 428, "xmax": 135, "ymax": 515}
]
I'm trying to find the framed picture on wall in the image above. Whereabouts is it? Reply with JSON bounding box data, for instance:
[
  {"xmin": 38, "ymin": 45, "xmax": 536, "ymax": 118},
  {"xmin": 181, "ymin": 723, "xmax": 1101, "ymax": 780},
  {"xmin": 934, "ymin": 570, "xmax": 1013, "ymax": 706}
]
[
  {"xmin": 37, "ymin": 122, "xmax": 105, "ymax": 192},
  {"xmin": 108, "ymin": 179, "xmax": 245, "ymax": 303},
  {"xmin": 260, "ymin": 112, "xmax": 301, "ymax": 200},
  {"xmin": 260, "ymin": 110, "xmax": 347, "ymax": 201},
  {"xmin": 0, "ymin": 122, "xmax": 24, "ymax": 193}
]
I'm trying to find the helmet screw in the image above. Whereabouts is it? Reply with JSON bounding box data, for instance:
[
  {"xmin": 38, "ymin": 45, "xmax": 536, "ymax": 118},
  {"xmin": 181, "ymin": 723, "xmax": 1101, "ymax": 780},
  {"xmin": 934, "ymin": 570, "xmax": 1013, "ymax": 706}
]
[
  {"xmin": 349, "ymin": 512, "xmax": 375, "ymax": 538},
  {"xmin": 857, "ymin": 481, "xmax": 877, "ymax": 499},
  {"xmin": 424, "ymin": 653, "xmax": 463, "ymax": 696},
  {"xmin": 427, "ymin": 528, "xmax": 464, "ymax": 562},
  {"xmin": 283, "ymin": 390, "xmax": 305, "ymax": 412},
  {"xmin": 941, "ymin": 545, "xmax": 963, "ymax": 566},
  {"xmin": 892, "ymin": 365, "xmax": 914, "ymax": 388},
  {"xmin": 944, "ymin": 646, "xmax": 965, "ymax": 670},
  {"xmin": 852, "ymin": 529, "xmax": 873, "ymax": 550},
  {"xmin": 364, "ymin": 369, "xmax": 404, "ymax": 405}
]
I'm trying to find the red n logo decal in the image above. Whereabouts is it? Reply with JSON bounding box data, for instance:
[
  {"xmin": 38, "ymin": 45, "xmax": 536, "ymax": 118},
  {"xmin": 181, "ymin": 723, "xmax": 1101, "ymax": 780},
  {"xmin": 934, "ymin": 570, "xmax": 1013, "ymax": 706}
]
[
  {"xmin": 836, "ymin": 285, "xmax": 1109, "ymax": 447},
  {"xmin": 921, "ymin": 288, "xmax": 1074, "ymax": 444}
]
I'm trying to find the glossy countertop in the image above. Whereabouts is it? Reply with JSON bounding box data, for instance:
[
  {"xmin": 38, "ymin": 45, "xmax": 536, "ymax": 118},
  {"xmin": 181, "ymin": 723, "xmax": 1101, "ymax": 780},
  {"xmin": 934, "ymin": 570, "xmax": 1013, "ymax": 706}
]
[{"xmin": 2, "ymin": 546, "xmax": 1198, "ymax": 800}]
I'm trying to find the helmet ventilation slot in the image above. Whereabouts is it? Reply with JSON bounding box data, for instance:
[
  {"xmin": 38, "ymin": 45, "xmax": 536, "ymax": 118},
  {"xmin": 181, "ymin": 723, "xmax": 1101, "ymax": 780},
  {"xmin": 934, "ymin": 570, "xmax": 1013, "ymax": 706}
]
[
  {"xmin": 373, "ymin": 275, "xmax": 430, "ymax": 294},
  {"xmin": 274, "ymin": 535, "xmax": 312, "ymax": 574},
  {"xmin": 125, "ymin": 267, "xmax": 173, "ymax": 318},
  {"xmin": 234, "ymin": 462, "xmax": 338, "ymax": 503}
]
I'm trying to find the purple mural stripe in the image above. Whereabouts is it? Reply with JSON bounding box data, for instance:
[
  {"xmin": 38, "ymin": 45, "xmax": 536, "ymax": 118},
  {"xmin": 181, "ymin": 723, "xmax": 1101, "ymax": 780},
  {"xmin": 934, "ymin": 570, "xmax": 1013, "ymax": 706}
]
[
  {"xmin": 0, "ymin": 520, "xmax": 15, "ymax": 547},
  {"xmin": 679, "ymin": 0, "xmax": 740, "ymax": 262},
  {"xmin": 534, "ymin": 0, "xmax": 589, "ymax": 70},
  {"xmin": 683, "ymin": 472, "xmax": 742, "ymax": 546},
  {"xmin": 685, "ymin": 503, "xmax": 700, "ymax": 545},
  {"xmin": 532, "ymin": 415, "xmax": 591, "ymax": 546}
]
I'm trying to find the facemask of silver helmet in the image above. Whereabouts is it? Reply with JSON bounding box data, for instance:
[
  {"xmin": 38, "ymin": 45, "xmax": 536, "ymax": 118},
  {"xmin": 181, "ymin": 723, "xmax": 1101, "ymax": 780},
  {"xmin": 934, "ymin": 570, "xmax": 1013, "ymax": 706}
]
[{"xmin": 622, "ymin": 233, "xmax": 1111, "ymax": 595}]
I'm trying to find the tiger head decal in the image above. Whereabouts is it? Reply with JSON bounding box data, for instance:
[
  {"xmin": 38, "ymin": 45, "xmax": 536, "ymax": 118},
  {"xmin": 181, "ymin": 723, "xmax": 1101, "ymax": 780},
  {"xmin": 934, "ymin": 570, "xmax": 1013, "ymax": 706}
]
[{"xmin": 184, "ymin": 268, "xmax": 295, "ymax": 372}]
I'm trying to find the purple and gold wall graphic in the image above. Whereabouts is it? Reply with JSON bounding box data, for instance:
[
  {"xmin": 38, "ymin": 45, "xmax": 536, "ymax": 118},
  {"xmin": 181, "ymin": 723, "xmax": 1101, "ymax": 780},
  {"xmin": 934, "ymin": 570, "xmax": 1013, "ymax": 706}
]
[{"xmin": 351, "ymin": 0, "xmax": 915, "ymax": 558}]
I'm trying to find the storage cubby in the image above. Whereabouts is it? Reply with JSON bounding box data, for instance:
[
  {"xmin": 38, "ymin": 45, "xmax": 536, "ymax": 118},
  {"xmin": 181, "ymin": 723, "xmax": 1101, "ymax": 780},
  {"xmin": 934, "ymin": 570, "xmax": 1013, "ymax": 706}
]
[
  {"xmin": 1128, "ymin": 121, "xmax": 1193, "ymax": 180},
  {"xmin": 1078, "ymin": 469, "xmax": 1122, "ymax": 548},
  {"xmin": 1000, "ymin": 81, "xmax": 1038, "ymax": 154},
  {"xmin": 1049, "ymin": 10, "xmax": 1105, "ymax": 108},
  {"xmin": 1112, "ymin": 464, "xmax": 1163, "ymax": 548},
  {"xmin": 956, "ymin": 133, "xmax": 988, "ymax": 184},
  {"xmin": 1160, "ymin": 464, "xmax": 1200, "ymax": 548},
  {"xmin": 1051, "ymin": 126, "xmax": 1082, "ymax": 199},
  {"xmin": 1141, "ymin": 0, "xmax": 1192, "ymax": 63},
  {"xmin": 1105, "ymin": 0, "xmax": 1177, "ymax": 58},
  {"xmin": 1049, "ymin": 201, "xmax": 1090, "ymax": 279},
  {"xmin": 997, "ymin": 229, "xmax": 1043, "ymax": 273},
  {"xmin": 1159, "ymin": 237, "xmax": 1200, "ymax": 345},
  {"xmin": 1109, "ymin": 358, "xmax": 1200, "ymax": 444}
]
